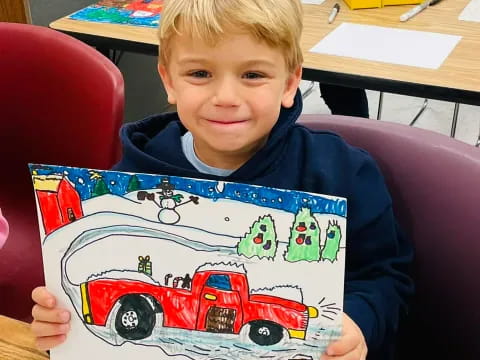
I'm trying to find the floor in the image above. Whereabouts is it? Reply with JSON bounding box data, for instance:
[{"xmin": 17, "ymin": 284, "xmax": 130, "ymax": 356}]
[{"xmin": 300, "ymin": 81, "xmax": 480, "ymax": 147}]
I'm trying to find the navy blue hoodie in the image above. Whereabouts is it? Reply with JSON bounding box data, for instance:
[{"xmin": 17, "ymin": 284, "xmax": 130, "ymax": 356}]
[{"xmin": 113, "ymin": 91, "xmax": 413, "ymax": 359}]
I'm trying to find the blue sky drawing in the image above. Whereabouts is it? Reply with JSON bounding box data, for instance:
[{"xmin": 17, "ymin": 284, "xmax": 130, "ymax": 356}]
[{"xmin": 29, "ymin": 164, "xmax": 347, "ymax": 217}]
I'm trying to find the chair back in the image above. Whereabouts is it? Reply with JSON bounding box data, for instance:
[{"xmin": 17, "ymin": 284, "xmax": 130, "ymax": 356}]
[
  {"xmin": 299, "ymin": 114, "xmax": 480, "ymax": 360},
  {"xmin": 0, "ymin": 23, "xmax": 124, "ymax": 321}
]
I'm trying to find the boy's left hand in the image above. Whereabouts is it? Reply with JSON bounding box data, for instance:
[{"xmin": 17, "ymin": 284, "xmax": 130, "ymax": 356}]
[{"xmin": 320, "ymin": 313, "xmax": 367, "ymax": 360}]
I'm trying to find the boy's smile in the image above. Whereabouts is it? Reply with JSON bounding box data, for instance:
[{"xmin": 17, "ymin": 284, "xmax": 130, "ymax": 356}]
[
  {"xmin": 158, "ymin": 31, "xmax": 301, "ymax": 170},
  {"xmin": 204, "ymin": 119, "xmax": 247, "ymax": 125}
]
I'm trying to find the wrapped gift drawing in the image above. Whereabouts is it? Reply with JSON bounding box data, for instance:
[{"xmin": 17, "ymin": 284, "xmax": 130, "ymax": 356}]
[{"xmin": 138, "ymin": 255, "xmax": 152, "ymax": 275}]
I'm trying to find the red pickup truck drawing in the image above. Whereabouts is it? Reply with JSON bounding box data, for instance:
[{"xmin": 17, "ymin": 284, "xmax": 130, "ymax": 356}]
[{"xmin": 80, "ymin": 269, "xmax": 319, "ymax": 346}]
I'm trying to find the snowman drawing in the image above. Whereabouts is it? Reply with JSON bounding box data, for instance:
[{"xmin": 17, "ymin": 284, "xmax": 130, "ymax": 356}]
[{"xmin": 143, "ymin": 177, "xmax": 199, "ymax": 224}]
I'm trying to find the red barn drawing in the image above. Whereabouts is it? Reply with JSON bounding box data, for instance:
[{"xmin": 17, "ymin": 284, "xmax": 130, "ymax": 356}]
[{"xmin": 33, "ymin": 174, "xmax": 84, "ymax": 235}]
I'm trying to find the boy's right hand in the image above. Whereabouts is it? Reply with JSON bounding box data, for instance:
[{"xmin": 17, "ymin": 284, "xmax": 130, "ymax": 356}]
[{"xmin": 31, "ymin": 287, "xmax": 71, "ymax": 351}]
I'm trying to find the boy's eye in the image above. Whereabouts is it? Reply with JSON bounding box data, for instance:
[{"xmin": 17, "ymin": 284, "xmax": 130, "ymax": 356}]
[
  {"xmin": 243, "ymin": 72, "xmax": 264, "ymax": 79},
  {"xmin": 189, "ymin": 70, "xmax": 210, "ymax": 78}
]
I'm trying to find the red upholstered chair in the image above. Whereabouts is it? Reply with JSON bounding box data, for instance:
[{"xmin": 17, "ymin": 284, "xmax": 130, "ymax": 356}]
[
  {"xmin": 0, "ymin": 23, "xmax": 124, "ymax": 321},
  {"xmin": 299, "ymin": 115, "xmax": 480, "ymax": 360}
]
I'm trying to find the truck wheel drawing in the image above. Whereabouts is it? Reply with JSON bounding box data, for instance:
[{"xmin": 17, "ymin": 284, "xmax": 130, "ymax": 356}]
[
  {"xmin": 249, "ymin": 320, "xmax": 283, "ymax": 346},
  {"xmin": 114, "ymin": 295, "xmax": 156, "ymax": 340}
]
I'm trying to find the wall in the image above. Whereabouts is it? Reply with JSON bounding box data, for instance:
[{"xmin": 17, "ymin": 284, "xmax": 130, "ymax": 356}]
[{"xmin": 30, "ymin": 0, "xmax": 172, "ymax": 123}]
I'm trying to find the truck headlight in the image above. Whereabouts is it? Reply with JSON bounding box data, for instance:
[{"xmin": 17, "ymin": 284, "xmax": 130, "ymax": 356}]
[
  {"xmin": 308, "ymin": 306, "xmax": 318, "ymax": 318},
  {"xmin": 80, "ymin": 282, "xmax": 93, "ymax": 324}
]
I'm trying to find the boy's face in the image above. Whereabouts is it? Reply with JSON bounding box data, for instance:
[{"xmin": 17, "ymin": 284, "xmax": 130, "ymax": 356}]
[{"xmin": 158, "ymin": 32, "xmax": 302, "ymax": 169}]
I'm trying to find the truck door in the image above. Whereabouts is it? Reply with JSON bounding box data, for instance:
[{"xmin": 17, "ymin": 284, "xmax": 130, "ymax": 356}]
[{"xmin": 196, "ymin": 274, "xmax": 242, "ymax": 334}]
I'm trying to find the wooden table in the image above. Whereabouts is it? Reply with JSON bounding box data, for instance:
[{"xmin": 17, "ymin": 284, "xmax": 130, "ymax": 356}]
[
  {"xmin": 301, "ymin": 0, "xmax": 480, "ymax": 105},
  {"xmin": 50, "ymin": 0, "xmax": 480, "ymax": 107},
  {"xmin": 0, "ymin": 315, "xmax": 48, "ymax": 360}
]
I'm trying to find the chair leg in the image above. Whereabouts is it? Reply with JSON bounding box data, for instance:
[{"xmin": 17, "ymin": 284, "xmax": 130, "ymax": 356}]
[
  {"xmin": 409, "ymin": 98, "xmax": 429, "ymax": 126},
  {"xmin": 377, "ymin": 92, "xmax": 384, "ymax": 120},
  {"xmin": 114, "ymin": 51, "xmax": 124, "ymax": 66},
  {"xmin": 302, "ymin": 81, "xmax": 316, "ymax": 100},
  {"xmin": 96, "ymin": 46, "xmax": 111, "ymax": 60},
  {"xmin": 378, "ymin": 93, "xmax": 429, "ymax": 125},
  {"xmin": 451, "ymin": 103, "xmax": 460, "ymax": 138},
  {"xmin": 95, "ymin": 47, "xmax": 124, "ymax": 65}
]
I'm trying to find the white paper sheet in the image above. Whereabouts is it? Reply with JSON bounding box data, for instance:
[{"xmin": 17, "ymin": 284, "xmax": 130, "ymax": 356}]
[
  {"xmin": 33, "ymin": 165, "xmax": 346, "ymax": 360},
  {"xmin": 302, "ymin": 0, "xmax": 326, "ymax": 4},
  {"xmin": 310, "ymin": 22, "xmax": 462, "ymax": 69},
  {"xmin": 459, "ymin": 0, "xmax": 480, "ymax": 22}
]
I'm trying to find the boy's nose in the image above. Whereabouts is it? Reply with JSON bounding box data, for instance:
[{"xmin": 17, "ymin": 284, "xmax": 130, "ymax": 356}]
[{"xmin": 212, "ymin": 77, "xmax": 241, "ymax": 107}]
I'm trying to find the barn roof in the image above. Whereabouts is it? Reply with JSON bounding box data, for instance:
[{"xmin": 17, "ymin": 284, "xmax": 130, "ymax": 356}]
[{"xmin": 33, "ymin": 174, "xmax": 71, "ymax": 192}]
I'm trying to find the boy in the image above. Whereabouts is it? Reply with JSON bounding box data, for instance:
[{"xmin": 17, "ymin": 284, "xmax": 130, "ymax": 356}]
[{"xmin": 31, "ymin": 0, "xmax": 413, "ymax": 359}]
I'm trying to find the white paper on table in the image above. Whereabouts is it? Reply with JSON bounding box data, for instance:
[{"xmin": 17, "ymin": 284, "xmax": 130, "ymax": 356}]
[
  {"xmin": 459, "ymin": 0, "xmax": 480, "ymax": 22},
  {"xmin": 302, "ymin": 0, "xmax": 326, "ymax": 4},
  {"xmin": 309, "ymin": 22, "xmax": 462, "ymax": 69}
]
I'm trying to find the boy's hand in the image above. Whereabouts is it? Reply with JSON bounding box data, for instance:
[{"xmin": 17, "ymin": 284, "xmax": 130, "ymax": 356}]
[
  {"xmin": 321, "ymin": 313, "xmax": 367, "ymax": 360},
  {"xmin": 31, "ymin": 286, "xmax": 71, "ymax": 351}
]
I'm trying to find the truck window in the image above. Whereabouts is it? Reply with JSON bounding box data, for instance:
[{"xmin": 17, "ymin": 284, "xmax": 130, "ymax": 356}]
[{"xmin": 206, "ymin": 274, "xmax": 232, "ymax": 291}]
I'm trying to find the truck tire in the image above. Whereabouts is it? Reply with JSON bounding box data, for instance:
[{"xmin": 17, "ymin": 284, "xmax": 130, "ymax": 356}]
[
  {"xmin": 114, "ymin": 296, "xmax": 156, "ymax": 340},
  {"xmin": 248, "ymin": 320, "xmax": 283, "ymax": 346}
]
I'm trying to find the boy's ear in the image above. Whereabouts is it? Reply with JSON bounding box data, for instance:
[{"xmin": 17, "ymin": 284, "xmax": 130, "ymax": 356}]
[
  {"xmin": 158, "ymin": 63, "xmax": 177, "ymax": 105},
  {"xmin": 281, "ymin": 65, "xmax": 302, "ymax": 108}
]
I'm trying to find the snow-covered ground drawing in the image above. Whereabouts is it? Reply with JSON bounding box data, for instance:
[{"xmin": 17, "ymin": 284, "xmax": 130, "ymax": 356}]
[{"xmin": 30, "ymin": 165, "xmax": 347, "ymax": 360}]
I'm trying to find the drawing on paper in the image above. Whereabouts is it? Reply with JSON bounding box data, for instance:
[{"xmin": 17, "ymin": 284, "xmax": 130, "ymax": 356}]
[
  {"xmin": 30, "ymin": 164, "xmax": 347, "ymax": 360},
  {"xmin": 69, "ymin": 0, "xmax": 164, "ymax": 28}
]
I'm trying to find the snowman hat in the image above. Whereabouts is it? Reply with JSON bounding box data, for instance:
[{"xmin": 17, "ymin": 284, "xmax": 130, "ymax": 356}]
[{"xmin": 156, "ymin": 177, "xmax": 175, "ymax": 191}]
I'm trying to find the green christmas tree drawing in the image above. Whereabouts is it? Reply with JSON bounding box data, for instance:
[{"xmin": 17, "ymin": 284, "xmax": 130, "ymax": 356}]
[
  {"xmin": 127, "ymin": 174, "xmax": 141, "ymax": 192},
  {"xmin": 92, "ymin": 178, "xmax": 109, "ymax": 197},
  {"xmin": 321, "ymin": 220, "xmax": 342, "ymax": 262},
  {"xmin": 237, "ymin": 215, "xmax": 278, "ymax": 260},
  {"xmin": 90, "ymin": 170, "xmax": 110, "ymax": 197},
  {"xmin": 284, "ymin": 207, "xmax": 321, "ymax": 262}
]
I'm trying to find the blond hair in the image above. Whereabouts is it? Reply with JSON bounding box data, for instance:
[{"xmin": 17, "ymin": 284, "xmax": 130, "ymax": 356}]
[{"xmin": 158, "ymin": 0, "xmax": 303, "ymax": 72}]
